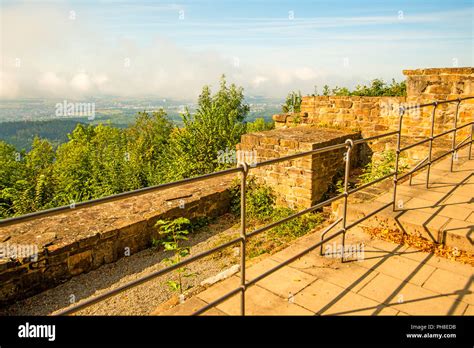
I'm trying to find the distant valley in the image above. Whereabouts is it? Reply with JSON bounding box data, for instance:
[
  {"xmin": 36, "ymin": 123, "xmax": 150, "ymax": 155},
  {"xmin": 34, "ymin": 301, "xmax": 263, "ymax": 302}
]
[{"xmin": 0, "ymin": 96, "xmax": 281, "ymax": 151}]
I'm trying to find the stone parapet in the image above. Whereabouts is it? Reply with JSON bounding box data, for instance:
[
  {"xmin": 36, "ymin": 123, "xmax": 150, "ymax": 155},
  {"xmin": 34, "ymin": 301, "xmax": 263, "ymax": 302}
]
[{"xmin": 0, "ymin": 175, "xmax": 234, "ymax": 305}]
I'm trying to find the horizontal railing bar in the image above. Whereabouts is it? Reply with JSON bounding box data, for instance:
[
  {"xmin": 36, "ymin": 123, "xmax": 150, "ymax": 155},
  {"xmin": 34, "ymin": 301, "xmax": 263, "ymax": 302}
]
[
  {"xmin": 192, "ymin": 287, "xmax": 243, "ymax": 316},
  {"xmin": 431, "ymin": 148, "xmax": 456, "ymax": 164},
  {"xmin": 55, "ymin": 235, "xmax": 243, "ymax": 316},
  {"xmin": 433, "ymin": 128, "xmax": 455, "ymax": 140},
  {"xmin": 348, "ymin": 172, "xmax": 395, "ymax": 195},
  {"xmin": 345, "ymin": 202, "xmax": 393, "ymax": 230},
  {"xmin": 353, "ymin": 131, "xmax": 398, "ymax": 145},
  {"xmin": 399, "ymin": 138, "xmax": 430, "ymax": 152},
  {"xmin": 398, "ymin": 122, "xmax": 472, "ymax": 154},
  {"xmin": 398, "ymin": 161, "xmax": 429, "ymax": 181},
  {"xmin": 255, "ymin": 130, "xmax": 405, "ymax": 170},
  {"xmin": 432, "ymin": 122, "xmax": 474, "ymax": 141},
  {"xmin": 398, "ymin": 140, "xmax": 472, "ymax": 183},
  {"xmin": 195, "ymin": 203, "xmax": 394, "ymax": 315},
  {"xmin": 402, "ymin": 96, "xmax": 474, "ymax": 111},
  {"xmin": 454, "ymin": 121, "xmax": 474, "ymax": 130},
  {"xmin": 253, "ymin": 143, "xmax": 347, "ymax": 168},
  {"xmin": 3, "ymin": 114, "xmax": 471, "ymax": 227},
  {"xmin": 455, "ymin": 135, "xmax": 472, "ymax": 150},
  {"xmin": 246, "ymin": 193, "xmax": 344, "ymax": 239},
  {"xmin": 0, "ymin": 166, "xmax": 243, "ymax": 227}
]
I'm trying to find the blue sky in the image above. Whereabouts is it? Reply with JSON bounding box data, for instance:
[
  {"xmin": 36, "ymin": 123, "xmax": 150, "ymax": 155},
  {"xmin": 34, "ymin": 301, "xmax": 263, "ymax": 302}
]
[{"xmin": 1, "ymin": 0, "xmax": 473, "ymax": 99}]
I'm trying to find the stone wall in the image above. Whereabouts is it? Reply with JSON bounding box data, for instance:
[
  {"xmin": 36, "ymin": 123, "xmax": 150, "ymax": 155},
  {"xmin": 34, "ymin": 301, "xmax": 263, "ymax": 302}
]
[
  {"xmin": 237, "ymin": 126, "xmax": 362, "ymax": 209},
  {"xmin": 273, "ymin": 68, "xmax": 474, "ymax": 140},
  {"xmin": 0, "ymin": 176, "xmax": 234, "ymax": 306},
  {"xmin": 404, "ymin": 67, "xmax": 474, "ymax": 139},
  {"xmin": 275, "ymin": 96, "xmax": 406, "ymax": 137},
  {"xmin": 404, "ymin": 67, "xmax": 473, "ymax": 98}
]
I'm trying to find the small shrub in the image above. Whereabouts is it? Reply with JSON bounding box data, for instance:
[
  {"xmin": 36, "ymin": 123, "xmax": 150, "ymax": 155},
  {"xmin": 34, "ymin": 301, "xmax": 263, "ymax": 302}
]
[
  {"xmin": 358, "ymin": 150, "xmax": 408, "ymax": 185},
  {"xmin": 246, "ymin": 118, "xmax": 275, "ymax": 133},
  {"xmin": 271, "ymin": 207, "xmax": 325, "ymax": 240},
  {"xmin": 282, "ymin": 91, "xmax": 302, "ymax": 113},
  {"xmin": 230, "ymin": 178, "xmax": 325, "ymax": 257},
  {"xmin": 154, "ymin": 217, "xmax": 194, "ymax": 294},
  {"xmin": 230, "ymin": 177, "xmax": 275, "ymax": 219}
]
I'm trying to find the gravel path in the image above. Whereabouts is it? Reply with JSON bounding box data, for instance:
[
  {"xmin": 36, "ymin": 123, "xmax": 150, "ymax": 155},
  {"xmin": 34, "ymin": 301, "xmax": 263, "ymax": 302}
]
[{"xmin": 0, "ymin": 214, "xmax": 242, "ymax": 316}]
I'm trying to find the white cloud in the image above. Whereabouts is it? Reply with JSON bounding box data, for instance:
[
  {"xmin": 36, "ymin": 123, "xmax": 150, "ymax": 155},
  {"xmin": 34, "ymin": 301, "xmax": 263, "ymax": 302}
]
[
  {"xmin": 38, "ymin": 72, "xmax": 67, "ymax": 93},
  {"xmin": 0, "ymin": 72, "xmax": 20, "ymax": 99},
  {"xmin": 1, "ymin": 3, "xmax": 470, "ymax": 100}
]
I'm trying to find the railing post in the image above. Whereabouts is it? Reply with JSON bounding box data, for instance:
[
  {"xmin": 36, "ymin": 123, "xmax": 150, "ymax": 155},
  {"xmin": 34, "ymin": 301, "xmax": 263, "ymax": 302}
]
[
  {"xmin": 393, "ymin": 106, "xmax": 405, "ymax": 212},
  {"xmin": 341, "ymin": 139, "xmax": 353, "ymax": 263},
  {"xmin": 239, "ymin": 162, "xmax": 248, "ymax": 316},
  {"xmin": 426, "ymin": 102, "xmax": 438, "ymax": 188},
  {"xmin": 450, "ymin": 99, "xmax": 461, "ymax": 171},
  {"xmin": 470, "ymin": 123, "xmax": 473, "ymax": 160}
]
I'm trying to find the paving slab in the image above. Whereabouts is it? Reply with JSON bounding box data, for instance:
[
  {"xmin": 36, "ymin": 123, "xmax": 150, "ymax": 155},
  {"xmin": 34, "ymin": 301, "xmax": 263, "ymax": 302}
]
[
  {"xmin": 396, "ymin": 245, "xmax": 474, "ymax": 277},
  {"xmin": 441, "ymin": 218, "xmax": 474, "ymax": 253},
  {"xmin": 422, "ymin": 268, "xmax": 474, "ymax": 305},
  {"xmin": 357, "ymin": 273, "xmax": 468, "ymax": 315},
  {"xmin": 209, "ymin": 283, "xmax": 314, "ymax": 315},
  {"xmin": 157, "ymin": 297, "xmax": 227, "ymax": 316},
  {"xmin": 361, "ymin": 253, "xmax": 436, "ymax": 286},
  {"xmin": 248, "ymin": 263, "xmax": 315, "ymax": 298},
  {"xmin": 294, "ymin": 279, "xmax": 397, "ymax": 315}
]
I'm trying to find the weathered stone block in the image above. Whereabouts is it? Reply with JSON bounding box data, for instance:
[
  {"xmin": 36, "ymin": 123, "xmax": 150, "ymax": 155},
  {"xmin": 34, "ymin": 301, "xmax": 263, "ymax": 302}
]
[
  {"xmin": 68, "ymin": 250, "xmax": 92, "ymax": 276},
  {"xmin": 273, "ymin": 114, "xmax": 288, "ymax": 122}
]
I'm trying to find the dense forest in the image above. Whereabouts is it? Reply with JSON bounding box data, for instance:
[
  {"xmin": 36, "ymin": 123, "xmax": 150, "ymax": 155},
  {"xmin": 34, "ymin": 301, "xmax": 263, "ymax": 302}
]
[{"xmin": 0, "ymin": 119, "xmax": 87, "ymax": 151}]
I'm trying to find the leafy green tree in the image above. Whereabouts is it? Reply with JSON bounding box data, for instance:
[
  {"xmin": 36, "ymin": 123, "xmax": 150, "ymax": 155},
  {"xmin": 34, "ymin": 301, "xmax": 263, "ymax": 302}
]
[
  {"xmin": 53, "ymin": 124, "xmax": 95, "ymax": 205},
  {"xmin": 0, "ymin": 141, "xmax": 23, "ymax": 190},
  {"xmin": 0, "ymin": 141, "xmax": 25, "ymax": 217},
  {"xmin": 246, "ymin": 117, "xmax": 274, "ymax": 133},
  {"xmin": 0, "ymin": 137, "xmax": 55, "ymax": 216},
  {"xmin": 125, "ymin": 110, "xmax": 173, "ymax": 187},
  {"xmin": 331, "ymin": 86, "xmax": 352, "ymax": 96},
  {"xmin": 89, "ymin": 123, "xmax": 129, "ymax": 197},
  {"xmin": 164, "ymin": 75, "xmax": 250, "ymax": 180},
  {"xmin": 26, "ymin": 137, "xmax": 56, "ymax": 210}
]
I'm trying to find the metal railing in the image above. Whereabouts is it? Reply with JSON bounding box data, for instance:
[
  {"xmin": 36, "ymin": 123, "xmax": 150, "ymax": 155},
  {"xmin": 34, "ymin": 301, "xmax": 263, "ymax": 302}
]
[{"xmin": 1, "ymin": 97, "xmax": 472, "ymax": 316}]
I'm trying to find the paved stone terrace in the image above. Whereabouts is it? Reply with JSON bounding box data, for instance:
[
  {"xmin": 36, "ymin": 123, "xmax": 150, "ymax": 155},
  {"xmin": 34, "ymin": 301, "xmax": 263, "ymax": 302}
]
[
  {"xmin": 156, "ymin": 147, "xmax": 473, "ymax": 316},
  {"xmin": 342, "ymin": 146, "xmax": 473, "ymax": 253},
  {"xmin": 155, "ymin": 226, "xmax": 473, "ymax": 316}
]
